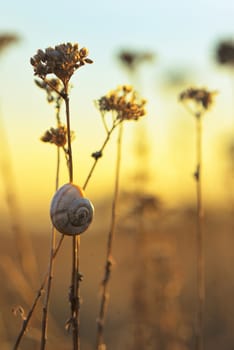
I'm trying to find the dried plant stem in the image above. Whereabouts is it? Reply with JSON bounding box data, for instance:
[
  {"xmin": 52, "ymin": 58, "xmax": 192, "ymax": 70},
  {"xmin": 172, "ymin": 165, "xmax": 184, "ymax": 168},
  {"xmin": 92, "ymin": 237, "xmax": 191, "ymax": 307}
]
[
  {"xmin": 195, "ymin": 114, "xmax": 205, "ymax": 350},
  {"xmin": 13, "ymin": 235, "xmax": 64, "ymax": 350},
  {"xmin": 63, "ymin": 91, "xmax": 81, "ymax": 350},
  {"xmin": 40, "ymin": 146, "xmax": 61, "ymax": 350},
  {"xmin": 69, "ymin": 236, "xmax": 81, "ymax": 350},
  {"xmin": 83, "ymin": 122, "xmax": 119, "ymax": 190},
  {"xmin": 64, "ymin": 94, "xmax": 73, "ymax": 183},
  {"xmin": 40, "ymin": 231, "xmax": 58, "ymax": 350},
  {"xmin": 96, "ymin": 123, "xmax": 123, "ymax": 349},
  {"xmin": 131, "ymin": 214, "xmax": 147, "ymax": 350}
]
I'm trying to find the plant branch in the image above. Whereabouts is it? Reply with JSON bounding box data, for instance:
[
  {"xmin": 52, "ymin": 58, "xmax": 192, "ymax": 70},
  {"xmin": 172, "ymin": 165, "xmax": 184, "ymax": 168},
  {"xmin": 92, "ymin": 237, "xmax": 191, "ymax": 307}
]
[
  {"xmin": 40, "ymin": 146, "xmax": 61, "ymax": 349},
  {"xmin": 13, "ymin": 235, "xmax": 64, "ymax": 350},
  {"xmin": 62, "ymin": 85, "xmax": 81, "ymax": 350},
  {"xmin": 69, "ymin": 236, "xmax": 81, "ymax": 350},
  {"xmin": 64, "ymin": 92, "xmax": 73, "ymax": 183},
  {"xmin": 43, "ymin": 77, "xmax": 66, "ymax": 99},
  {"xmin": 96, "ymin": 123, "xmax": 123, "ymax": 349},
  {"xmin": 83, "ymin": 122, "xmax": 120, "ymax": 190},
  {"xmin": 195, "ymin": 113, "xmax": 205, "ymax": 350}
]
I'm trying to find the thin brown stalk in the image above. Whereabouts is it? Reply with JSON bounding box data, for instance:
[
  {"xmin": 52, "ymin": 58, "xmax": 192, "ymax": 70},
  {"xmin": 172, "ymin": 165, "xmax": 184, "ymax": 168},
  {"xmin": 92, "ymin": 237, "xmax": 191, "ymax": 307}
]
[
  {"xmin": 179, "ymin": 87, "xmax": 216, "ymax": 350},
  {"xmin": 64, "ymin": 93, "xmax": 73, "ymax": 183},
  {"xmin": 96, "ymin": 123, "xmax": 123, "ymax": 349},
  {"xmin": 62, "ymin": 89, "xmax": 81, "ymax": 350},
  {"xmin": 13, "ymin": 235, "xmax": 64, "ymax": 350},
  {"xmin": 69, "ymin": 235, "xmax": 81, "ymax": 350},
  {"xmin": 83, "ymin": 122, "xmax": 119, "ymax": 190},
  {"xmin": 40, "ymin": 145, "xmax": 61, "ymax": 349},
  {"xmin": 195, "ymin": 113, "xmax": 205, "ymax": 350}
]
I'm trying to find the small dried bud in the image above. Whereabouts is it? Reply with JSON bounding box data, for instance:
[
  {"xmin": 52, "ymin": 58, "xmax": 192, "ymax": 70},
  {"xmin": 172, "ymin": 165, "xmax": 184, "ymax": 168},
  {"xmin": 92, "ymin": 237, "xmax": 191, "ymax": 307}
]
[
  {"xmin": 84, "ymin": 58, "xmax": 93, "ymax": 64},
  {"xmin": 79, "ymin": 47, "xmax": 89, "ymax": 57},
  {"xmin": 91, "ymin": 150, "xmax": 102, "ymax": 160}
]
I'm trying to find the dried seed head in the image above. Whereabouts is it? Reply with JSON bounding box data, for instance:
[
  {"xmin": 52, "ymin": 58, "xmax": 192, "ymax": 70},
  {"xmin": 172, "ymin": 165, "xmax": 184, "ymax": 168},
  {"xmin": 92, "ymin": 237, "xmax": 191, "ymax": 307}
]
[
  {"xmin": 30, "ymin": 42, "xmax": 93, "ymax": 86},
  {"xmin": 96, "ymin": 85, "xmax": 147, "ymax": 122},
  {"xmin": 0, "ymin": 33, "xmax": 20, "ymax": 54},
  {"xmin": 118, "ymin": 49, "xmax": 155, "ymax": 70},
  {"xmin": 216, "ymin": 39, "xmax": 234, "ymax": 66},
  {"xmin": 179, "ymin": 87, "xmax": 217, "ymax": 113},
  {"xmin": 41, "ymin": 125, "xmax": 68, "ymax": 147}
]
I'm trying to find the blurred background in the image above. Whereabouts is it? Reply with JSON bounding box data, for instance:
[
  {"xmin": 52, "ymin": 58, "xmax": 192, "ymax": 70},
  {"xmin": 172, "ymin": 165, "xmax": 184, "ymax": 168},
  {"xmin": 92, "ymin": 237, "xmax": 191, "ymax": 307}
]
[{"xmin": 0, "ymin": 0, "xmax": 233, "ymax": 349}]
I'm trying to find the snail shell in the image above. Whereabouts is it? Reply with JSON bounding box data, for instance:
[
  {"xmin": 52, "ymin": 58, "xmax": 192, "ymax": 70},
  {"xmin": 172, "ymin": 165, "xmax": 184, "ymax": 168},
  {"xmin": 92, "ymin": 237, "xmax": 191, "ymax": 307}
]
[{"xmin": 50, "ymin": 183, "xmax": 94, "ymax": 235}]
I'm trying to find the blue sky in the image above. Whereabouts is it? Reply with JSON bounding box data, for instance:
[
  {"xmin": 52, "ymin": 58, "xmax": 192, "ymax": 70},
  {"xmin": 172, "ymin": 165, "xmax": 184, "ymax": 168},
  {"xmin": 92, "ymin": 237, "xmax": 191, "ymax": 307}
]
[
  {"xmin": 1, "ymin": 0, "xmax": 234, "ymax": 64},
  {"xmin": 1, "ymin": 0, "xmax": 233, "ymax": 125}
]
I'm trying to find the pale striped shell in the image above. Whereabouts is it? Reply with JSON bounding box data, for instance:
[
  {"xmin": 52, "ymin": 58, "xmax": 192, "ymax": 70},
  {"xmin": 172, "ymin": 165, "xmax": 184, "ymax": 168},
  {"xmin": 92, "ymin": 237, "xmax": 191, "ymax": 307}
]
[{"xmin": 50, "ymin": 183, "xmax": 94, "ymax": 235}]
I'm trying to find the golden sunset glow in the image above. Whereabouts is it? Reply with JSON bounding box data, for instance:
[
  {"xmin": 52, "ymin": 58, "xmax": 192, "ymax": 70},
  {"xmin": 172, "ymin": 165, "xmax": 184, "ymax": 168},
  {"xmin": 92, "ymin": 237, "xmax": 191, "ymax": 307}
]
[{"xmin": 0, "ymin": 1, "xmax": 234, "ymax": 349}]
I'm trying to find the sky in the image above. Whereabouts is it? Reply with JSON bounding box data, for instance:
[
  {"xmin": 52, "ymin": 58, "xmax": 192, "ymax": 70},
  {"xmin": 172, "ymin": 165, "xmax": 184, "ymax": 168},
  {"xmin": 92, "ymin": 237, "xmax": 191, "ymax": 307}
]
[{"xmin": 0, "ymin": 0, "xmax": 234, "ymax": 228}]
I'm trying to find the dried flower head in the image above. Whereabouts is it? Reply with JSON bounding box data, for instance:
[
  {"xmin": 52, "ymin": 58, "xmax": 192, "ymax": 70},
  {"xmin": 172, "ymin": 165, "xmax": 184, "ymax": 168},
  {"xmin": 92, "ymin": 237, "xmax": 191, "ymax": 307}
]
[
  {"xmin": 41, "ymin": 125, "xmax": 68, "ymax": 147},
  {"xmin": 216, "ymin": 39, "xmax": 234, "ymax": 66},
  {"xmin": 118, "ymin": 50, "xmax": 155, "ymax": 70},
  {"xmin": 97, "ymin": 85, "xmax": 147, "ymax": 121},
  {"xmin": 179, "ymin": 87, "xmax": 217, "ymax": 113},
  {"xmin": 0, "ymin": 33, "xmax": 20, "ymax": 54},
  {"xmin": 30, "ymin": 42, "xmax": 93, "ymax": 87}
]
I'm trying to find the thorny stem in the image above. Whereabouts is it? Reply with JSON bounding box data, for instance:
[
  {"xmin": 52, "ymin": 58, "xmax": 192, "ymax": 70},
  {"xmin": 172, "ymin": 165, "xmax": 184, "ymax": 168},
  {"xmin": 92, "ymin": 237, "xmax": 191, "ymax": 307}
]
[
  {"xmin": 96, "ymin": 123, "xmax": 123, "ymax": 349},
  {"xmin": 195, "ymin": 113, "xmax": 205, "ymax": 350},
  {"xmin": 83, "ymin": 122, "xmax": 120, "ymax": 190},
  {"xmin": 13, "ymin": 235, "xmax": 64, "ymax": 350}
]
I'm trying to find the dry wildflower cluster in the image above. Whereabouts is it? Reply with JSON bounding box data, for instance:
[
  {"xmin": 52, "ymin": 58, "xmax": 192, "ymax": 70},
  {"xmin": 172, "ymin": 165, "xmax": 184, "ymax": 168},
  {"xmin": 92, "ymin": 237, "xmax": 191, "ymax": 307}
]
[
  {"xmin": 35, "ymin": 77, "xmax": 72, "ymax": 149},
  {"xmin": 179, "ymin": 87, "xmax": 217, "ymax": 112},
  {"xmin": 40, "ymin": 126, "xmax": 67, "ymax": 147},
  {"xmin": 216, "ymin": 39, "xmax": 234, "ymax": 66},
  {"xmin": 97, "ymin": 85, "xmax": 146, "ymax": 121},
  {"xmin": 0, "ymin": 33, "xmax": 19, "ymax": 54},
  {"xmin": 118, "ymin": 50, "xmax": 155, "ymax": 70},
  {"xmin": 30, "ymin": 42, "xmax": 93, "ymax": 86}
]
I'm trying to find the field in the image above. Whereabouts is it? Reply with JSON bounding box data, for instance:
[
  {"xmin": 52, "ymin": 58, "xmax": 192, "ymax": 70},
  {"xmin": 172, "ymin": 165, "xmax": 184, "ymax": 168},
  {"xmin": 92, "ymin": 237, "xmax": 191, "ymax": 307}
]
[
  {"xmin": 0, "ymin": 17, "xmax": 234, "ymax": 350},
  {"xmin": 0, "ymin": 198, "xmax": 233, "ymax": 349}
]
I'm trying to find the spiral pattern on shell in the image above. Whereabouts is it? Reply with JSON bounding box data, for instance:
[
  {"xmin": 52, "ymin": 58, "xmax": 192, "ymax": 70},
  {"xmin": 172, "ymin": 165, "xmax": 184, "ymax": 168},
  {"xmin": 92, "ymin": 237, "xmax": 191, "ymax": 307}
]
[{"xmin": 50, "ymin": 183, "xmax": 94, "ymax": 235}]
